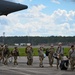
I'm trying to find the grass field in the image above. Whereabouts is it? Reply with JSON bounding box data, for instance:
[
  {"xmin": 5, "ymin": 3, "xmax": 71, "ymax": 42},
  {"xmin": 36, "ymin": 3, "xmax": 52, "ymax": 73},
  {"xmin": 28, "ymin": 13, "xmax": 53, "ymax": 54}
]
[{"xmin": 9, "ymin": 47, "xmax": 70, "ymax": 56}]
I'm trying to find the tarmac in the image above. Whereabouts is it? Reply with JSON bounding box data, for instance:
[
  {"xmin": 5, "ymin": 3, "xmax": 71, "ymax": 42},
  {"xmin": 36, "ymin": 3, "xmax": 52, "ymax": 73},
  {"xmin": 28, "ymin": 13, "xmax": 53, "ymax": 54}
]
[{"xmin": 0, "ymin": 56, "xmax": 75, "ymax": 75}]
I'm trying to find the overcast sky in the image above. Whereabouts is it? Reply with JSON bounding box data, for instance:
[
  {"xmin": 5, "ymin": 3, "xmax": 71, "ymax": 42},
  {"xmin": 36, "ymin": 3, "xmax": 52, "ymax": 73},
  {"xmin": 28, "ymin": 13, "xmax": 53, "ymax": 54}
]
[{"xmin": 0, "ymin": 0, "xmax": 75, "ymax": 36}]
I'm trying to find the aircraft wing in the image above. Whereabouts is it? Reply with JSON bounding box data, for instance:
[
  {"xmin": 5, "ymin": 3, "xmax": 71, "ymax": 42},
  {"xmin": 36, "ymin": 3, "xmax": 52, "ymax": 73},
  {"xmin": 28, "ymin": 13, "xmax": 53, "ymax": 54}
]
[{"xmin": 0, "ymin": 0, "xmax": 28, "ymax": 16}]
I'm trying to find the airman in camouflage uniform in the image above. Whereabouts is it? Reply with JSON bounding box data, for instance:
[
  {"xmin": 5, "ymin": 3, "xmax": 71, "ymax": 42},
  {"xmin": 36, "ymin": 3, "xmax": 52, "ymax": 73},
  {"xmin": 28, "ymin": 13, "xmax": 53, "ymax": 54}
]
[
  {"xmin": 13, "ymin": 47, "xmax": 19, "ymax": 65},
  {"xmin": 0, "ymin": 45, "xmax": 3, "ymax": 62},
  {"xmin": 25, "ymin": 44, "xmax": 33, "ymax": 65},
  {"xmin": 3, "ymin": 45, "xmax": 10, "ymax": 65},
  {"xmin": 48, "ymin": 44, "xmax": 55, "ymax": 67},
  {"xmin": 55, "ymin": 42, "xmax": 64, "ymax": 69},
  {"xmin": 38, "ymin": 47, "xmax": 45, "ymax": 67},
  {"xmin": 1, "ymin": 45, "xmax": 5, "ymax": 64},
  {"xmin": 69, "ymin": 45, "xmax": 75, "ymax": 70}
]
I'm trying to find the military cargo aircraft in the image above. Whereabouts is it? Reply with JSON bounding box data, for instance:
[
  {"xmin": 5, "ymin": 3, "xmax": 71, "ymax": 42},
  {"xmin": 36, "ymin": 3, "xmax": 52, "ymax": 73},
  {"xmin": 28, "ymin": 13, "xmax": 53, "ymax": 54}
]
[{"xmin": 0, "ymin": 0, "xmax": 28, "ymax": 16}]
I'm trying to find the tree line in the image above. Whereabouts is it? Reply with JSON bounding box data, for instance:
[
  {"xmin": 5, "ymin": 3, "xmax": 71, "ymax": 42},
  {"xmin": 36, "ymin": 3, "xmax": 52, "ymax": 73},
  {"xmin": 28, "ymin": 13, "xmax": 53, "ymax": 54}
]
[{"xmin": 0, "ymin": 36, "xmax": 75, "ymax": 45}]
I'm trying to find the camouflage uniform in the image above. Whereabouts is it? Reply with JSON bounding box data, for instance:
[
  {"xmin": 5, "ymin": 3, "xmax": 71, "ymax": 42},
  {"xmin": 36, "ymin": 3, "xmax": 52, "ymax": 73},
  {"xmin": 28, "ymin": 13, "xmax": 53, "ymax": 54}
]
[
  {"xmin": 69, "ymin": 45, "xmax": 75, "ymax": 70},
  {"xmin": 13, "ymin": 47, "xmax": 19, "ymax": 65},
  {"xmin": 55, "ymin": 43, "xmax": 64, "ymax": 69},
  {"xmin": 0, "ymin": 45, "xmax": 4, "ymax": 63},
  {"xmin": 38, "ymin": 47, "xmax": 44, "ymax": 67},
  {"xmin": 25, "ymin": 46, "xmax": 33, "ymax": 65},
  {"xmin": 48, "ymin": 46, "xmax": 55, "ymax": 67},
  {"xmin": 3, "ymin": 45, "xmax": 10, "ymax": 65},
  {"xmin": 0, "ymin": 46, "xmax": 3, "ymax": 61}
]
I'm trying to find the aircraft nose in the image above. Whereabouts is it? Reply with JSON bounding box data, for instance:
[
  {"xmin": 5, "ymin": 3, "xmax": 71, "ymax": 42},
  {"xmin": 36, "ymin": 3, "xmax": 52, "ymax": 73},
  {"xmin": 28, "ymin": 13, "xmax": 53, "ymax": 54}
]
[
  {"xmin": 21, "ymin": 4, "xmax": 28, "ymax": 9},
  {"xmin": 25, "ymin": 5, "xmax": 28, "ymax": 9}
]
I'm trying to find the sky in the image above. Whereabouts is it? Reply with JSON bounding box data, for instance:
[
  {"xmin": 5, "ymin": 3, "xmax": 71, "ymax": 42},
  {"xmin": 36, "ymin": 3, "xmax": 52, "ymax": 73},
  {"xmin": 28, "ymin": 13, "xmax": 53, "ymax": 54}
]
[{"xmin": 0, "ymin": 0, "xmax": 75, "ymax": 36}]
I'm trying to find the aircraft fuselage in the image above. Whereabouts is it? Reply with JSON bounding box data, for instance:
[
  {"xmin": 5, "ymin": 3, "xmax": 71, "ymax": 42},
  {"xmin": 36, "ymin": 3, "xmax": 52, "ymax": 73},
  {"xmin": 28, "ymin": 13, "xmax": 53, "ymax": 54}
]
[{"xmin": 0, "ymin": 0, "xmax": 28, "ymax": 16}]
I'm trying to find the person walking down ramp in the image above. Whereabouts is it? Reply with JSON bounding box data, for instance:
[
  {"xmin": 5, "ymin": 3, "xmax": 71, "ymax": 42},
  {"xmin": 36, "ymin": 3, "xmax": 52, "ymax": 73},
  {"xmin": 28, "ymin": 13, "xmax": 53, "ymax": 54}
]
[
  {"xmin": 0, "ymin": 45, "xmax": 4, "ymax": 64},
  {"xmin": 55, "ymin": 42, "xmax": 64, "ymax": 69},
  {"xmin": 0, "ymin": 45, "xmax": 3, "ymax": 62},
  {"xmin": 25, "ymin": 43, "xmax": 33, "ymax": 65},
  {"xmin": 3, "ymin": 45, "xmax": 10, "ymax": 65},
  {"xmin": 69, "ymin": 45, "xmax": 75, "ymax": 71},
  {"xmin": 13, "ymin": 47, "xmax": 19, "ymax": 65},
  {"xmin": 38, "ymin": 46, "xmax": 45, "ymax": 68},
  {"xmin": 48, "ymin": 44, "xmax": 55, "ymax": 67}
]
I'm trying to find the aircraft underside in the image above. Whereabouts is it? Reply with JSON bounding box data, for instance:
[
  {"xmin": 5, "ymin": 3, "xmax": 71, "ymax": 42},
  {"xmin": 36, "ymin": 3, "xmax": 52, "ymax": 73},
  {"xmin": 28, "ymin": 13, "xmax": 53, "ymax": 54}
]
[{"xmin": 0, "ymin": 0, "xmax": 28, "ymax": 16}]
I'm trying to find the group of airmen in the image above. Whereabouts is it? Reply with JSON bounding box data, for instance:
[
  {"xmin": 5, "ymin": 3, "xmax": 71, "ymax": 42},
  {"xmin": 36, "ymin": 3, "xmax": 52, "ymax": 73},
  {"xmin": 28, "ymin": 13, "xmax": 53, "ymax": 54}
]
[
  {"xmin": 0, "ymin": 44, "xmax": 19, "ymax": 65},
  {"xmin": 0, "ymin": 43, "xmax": 75, "ymax": 71},
  {"xmin": 25, "ymin": 43, "xmax": 75, "ymax": 70}
]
